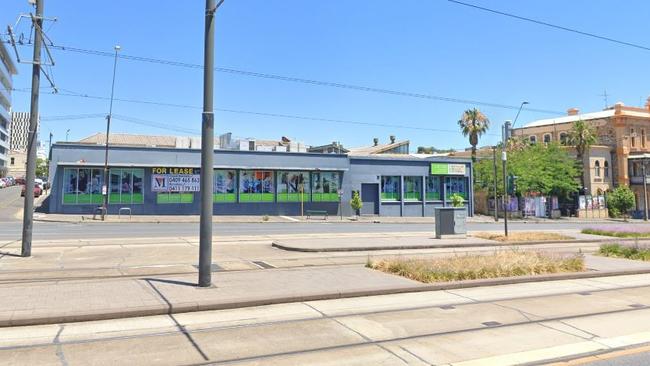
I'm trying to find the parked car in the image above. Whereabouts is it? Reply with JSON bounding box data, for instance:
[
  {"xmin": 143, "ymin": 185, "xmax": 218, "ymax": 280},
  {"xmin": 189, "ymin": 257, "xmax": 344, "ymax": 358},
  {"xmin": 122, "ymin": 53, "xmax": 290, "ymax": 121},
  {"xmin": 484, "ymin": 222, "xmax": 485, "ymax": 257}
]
[
  {"xmin": 21, "ymin": 183, "xmax": 42, "ymax": 198},
  {"xmin": 15, "ymin": 177, "xmax": 25, "ymax": 185},
  {"xmin": 0, "ymin": 179, "xmax": 6, "ymax": 188},
  {"xmin": 34, "ymin": 178, "xmax": 44, "ymax": 190}
]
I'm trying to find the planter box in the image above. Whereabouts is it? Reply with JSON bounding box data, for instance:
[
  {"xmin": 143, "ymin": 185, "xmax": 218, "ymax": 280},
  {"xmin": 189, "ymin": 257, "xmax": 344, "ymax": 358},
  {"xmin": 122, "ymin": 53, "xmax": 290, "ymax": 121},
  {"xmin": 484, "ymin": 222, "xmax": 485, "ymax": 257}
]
[{"xmin": 434, "ymin": 207, "xmax": 467, "ymax": 239}]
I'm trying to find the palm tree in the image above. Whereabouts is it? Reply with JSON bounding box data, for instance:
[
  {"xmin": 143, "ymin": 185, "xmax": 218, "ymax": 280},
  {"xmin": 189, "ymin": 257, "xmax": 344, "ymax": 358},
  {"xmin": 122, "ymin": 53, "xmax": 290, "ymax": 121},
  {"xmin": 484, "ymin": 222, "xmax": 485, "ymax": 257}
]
[
  {"xmin": 567, "ymin": 119, "xmax": 597, "ymax": 192},
  {"xmin": 458, "ymin": 108, "xmax": 490, "ymax": 162}
]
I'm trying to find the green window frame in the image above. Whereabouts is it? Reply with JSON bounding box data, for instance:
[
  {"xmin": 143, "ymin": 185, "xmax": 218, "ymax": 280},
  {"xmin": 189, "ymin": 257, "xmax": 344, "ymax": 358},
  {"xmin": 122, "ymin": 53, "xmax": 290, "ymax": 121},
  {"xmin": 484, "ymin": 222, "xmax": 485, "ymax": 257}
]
[
  {"xmin": 312, "ymin": 171, "xmax": 340, "ymax": 202},
  {"xmin": 277, "ymin": 171, "xmax": 310, "ymax": 202},
  {"xmin": 62, "ymin": 167, "xmax": 104, "ymax": 205},
  {"xmin": 445, "ymin": 176, "xmax": 467, "ymax": 200},
  {"xmin": 156, "ymin": 192, "xmax": 194, "ymax": 204},
  {"xmin": 426, "ymin": 176, "xmax": 441, "ymax": 201},
  {"xmin": 381, "ymin": 176, "xmax": 400, "ymax": 201},
  {"xmin": 239, "ymin": 170, "xmax": 274, "ymax": 202},
  {"xmin": 108, "ymin": 168, "xmax": 144, "ymax": 204},
  {"xmin": 213, "ymin": 169, "xmax": 237, "ymax": 203}
]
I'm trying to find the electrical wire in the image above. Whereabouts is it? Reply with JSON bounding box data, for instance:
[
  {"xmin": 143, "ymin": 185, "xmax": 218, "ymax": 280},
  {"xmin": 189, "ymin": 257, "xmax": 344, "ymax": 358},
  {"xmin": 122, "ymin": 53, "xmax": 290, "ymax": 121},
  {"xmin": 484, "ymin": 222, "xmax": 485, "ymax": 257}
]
[
  {"xmin": 447, "ymin": 0, "xmax": 650, "ymax": 52},
  {"xmin": 25, "ymin": 88, "xmax": 502, "ymax": 137},
  {"xmin": 3, "ymin": 40, "xmax": 563, "ymax": 115}
]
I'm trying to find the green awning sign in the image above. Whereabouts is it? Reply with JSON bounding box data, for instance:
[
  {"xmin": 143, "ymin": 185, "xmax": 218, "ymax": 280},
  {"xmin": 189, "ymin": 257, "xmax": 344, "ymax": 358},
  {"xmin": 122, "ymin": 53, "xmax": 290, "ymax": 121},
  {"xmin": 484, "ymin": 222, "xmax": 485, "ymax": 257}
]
[{"xmin": 430, "ymin": 163, "xmax": 466, "ymax": 175}]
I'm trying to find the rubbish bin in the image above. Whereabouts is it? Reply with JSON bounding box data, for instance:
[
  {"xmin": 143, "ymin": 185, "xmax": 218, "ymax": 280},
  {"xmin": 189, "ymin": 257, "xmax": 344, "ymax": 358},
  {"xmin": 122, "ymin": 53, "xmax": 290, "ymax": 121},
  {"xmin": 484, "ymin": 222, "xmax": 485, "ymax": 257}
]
[{"xmin": 434, "ymin": 207, "xmax": 467, "ymax": 239}]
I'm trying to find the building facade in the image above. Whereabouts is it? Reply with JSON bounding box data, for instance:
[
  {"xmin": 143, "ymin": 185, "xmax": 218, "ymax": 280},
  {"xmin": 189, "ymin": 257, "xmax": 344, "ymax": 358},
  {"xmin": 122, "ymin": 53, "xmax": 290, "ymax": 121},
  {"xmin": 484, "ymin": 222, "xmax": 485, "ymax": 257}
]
[
  {"xmin": 0, "ymin": 41, "xmax": 18, "ymax": 176},
  {"xmin": 514, "ymin": 99, "xmax": 650, "ymax": 212},
  {"xmin": 47, "ymin": 142, "xmax": 473, "ymax": 217}
]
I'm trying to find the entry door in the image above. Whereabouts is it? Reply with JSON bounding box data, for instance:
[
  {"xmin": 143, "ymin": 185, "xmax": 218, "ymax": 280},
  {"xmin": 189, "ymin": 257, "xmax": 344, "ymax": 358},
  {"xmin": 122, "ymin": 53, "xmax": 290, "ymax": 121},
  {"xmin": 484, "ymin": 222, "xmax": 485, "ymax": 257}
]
[{"xmin": 360, "ymin": 183, "xmax": 380, "ymax": 215}]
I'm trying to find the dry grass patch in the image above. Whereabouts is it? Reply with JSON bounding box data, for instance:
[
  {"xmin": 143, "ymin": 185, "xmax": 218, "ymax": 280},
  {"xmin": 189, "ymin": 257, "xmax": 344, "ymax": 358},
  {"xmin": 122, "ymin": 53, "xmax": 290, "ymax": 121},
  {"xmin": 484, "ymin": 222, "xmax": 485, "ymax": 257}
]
[
  {"xmin": 472, "ymin": 231, "xmax": 573, "ymax": 242},
  {"xmin": 367, "ymin": 251, "xmax": 585, "ymax": 283}
]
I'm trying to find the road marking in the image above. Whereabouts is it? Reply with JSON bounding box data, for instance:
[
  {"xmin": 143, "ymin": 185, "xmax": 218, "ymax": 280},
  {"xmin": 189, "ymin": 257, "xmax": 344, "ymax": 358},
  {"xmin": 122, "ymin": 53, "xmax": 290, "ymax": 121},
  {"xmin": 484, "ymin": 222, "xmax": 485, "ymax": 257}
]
[{"xmin": 280, "ymin": 216, "xmax": 300, "ymax": 222}]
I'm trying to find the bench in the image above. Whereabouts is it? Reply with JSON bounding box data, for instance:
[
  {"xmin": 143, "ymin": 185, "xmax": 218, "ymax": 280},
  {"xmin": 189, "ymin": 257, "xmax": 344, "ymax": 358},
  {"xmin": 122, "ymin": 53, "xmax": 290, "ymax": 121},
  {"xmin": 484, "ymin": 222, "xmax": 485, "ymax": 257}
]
[
  {"xmin": 118, "ymin": 207, "xmax": 132, "ymax": 219},
  {"xmin": 92, "ymin": 206, "xmax": 107, "ymax": 220},
  {"xmin": 306, "ymin": 210, "xmax": 328, "ymax": 220}
]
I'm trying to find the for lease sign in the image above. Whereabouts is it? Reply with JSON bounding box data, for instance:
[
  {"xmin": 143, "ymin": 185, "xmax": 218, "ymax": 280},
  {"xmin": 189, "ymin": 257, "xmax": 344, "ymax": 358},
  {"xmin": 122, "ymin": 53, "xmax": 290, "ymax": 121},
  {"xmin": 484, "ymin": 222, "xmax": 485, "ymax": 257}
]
[{"xmin": 152, "ymin": 167, "xmax": 201, "ymax": 192}]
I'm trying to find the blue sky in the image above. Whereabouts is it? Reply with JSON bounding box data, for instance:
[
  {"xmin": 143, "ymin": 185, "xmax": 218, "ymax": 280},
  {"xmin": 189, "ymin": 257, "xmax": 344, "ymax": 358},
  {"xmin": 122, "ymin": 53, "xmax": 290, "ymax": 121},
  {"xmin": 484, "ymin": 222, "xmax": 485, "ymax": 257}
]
[{"xmin": 3, "ymin": 0, "xmax": 650, "ymax": 150}]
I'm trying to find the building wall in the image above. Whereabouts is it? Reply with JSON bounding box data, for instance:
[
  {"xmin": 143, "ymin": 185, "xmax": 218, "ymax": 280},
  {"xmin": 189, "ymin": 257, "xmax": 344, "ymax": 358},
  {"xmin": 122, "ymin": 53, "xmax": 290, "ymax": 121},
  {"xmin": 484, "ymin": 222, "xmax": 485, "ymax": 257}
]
[
  {"xmin": 7, "ymin": 149, "xmax": 26, "ymax": 177},
  {"xmin": 0, "ymin": 42, "xmax": 17, "ymax": 175},
  {"xmin": 48, "ymin": 144, "xmax": 473, "ymax": 217}
]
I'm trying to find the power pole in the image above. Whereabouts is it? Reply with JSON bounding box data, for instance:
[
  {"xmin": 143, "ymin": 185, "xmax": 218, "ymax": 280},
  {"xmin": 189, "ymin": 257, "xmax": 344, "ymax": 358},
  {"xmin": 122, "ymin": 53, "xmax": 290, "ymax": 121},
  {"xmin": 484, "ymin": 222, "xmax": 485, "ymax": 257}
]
[
  {"xmin": 501, "ymin": 121, "xmax": 512, "ymax": 237},
  {"xmin": 492, "ymin": 146, "xmax": 498, "ymax": 222},
  {"xmin": 102, "ymin": 45, "xmax": 121, "ymax": 221},
  {"xmin": 198, "ymin": 0, "xmax": 217, "ymax": 287},
  {"xmin": 643, "ymin": 161, "xmax": 648, "ymax": 221},
  {"xmin": 21, "ymin": 0, "xmax": 44, "ymax": 257}
]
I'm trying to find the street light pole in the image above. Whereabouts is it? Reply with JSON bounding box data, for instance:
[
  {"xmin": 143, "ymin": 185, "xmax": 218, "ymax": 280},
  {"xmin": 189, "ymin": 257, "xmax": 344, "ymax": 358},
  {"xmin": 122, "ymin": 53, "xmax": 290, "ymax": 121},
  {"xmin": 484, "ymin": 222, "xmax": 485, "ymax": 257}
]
[
  {"xmin": 198, "ymin": 0, "xmax": 218, "ymax": 288},
  {"xmin": 643, "ymin": 161, "xmax": 648, "ymax": 221},
  {"xmin": 102, "ymin": 45, "xmax": 121, "ymax": 221},
  {"xmin": 492, "ymin": 146, "xmax": 498, "ymax": 222}
]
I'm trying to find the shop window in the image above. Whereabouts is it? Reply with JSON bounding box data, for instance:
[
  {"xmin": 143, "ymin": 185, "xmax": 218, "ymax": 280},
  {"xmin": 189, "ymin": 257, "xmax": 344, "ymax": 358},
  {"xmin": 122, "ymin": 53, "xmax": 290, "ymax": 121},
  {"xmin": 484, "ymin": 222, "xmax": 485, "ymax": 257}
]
[
  {"xmin": 403, "ymin": 176, "xmax": 422, "ymax": 201},
  {"xmin": 543, "ymin": 134, "xmax": 551, "ymax": 143},
  {"xmin": 157, "ymin": 192, "xmax": 194, "ymax": 204},
  {"xmin": 312, "ymin": 171, "xmax": 340, "ymax": 202},
  {"xmin": 426, "ymin": 176, "xmax": 441, "ymax": 201},
  {"xmin": 240, "ymin": 170, "xmax": 274, "ymax": 202},
  {"xmin": 108, "ymin": 168, "xmax": 144, "ymax": 204},
  {"xmin": 277, "ymin": 171, "xmax": 310, "ymax": 202},
  {"xmin": 445, "ymin": 176, "xmax": 467, "ymax": 200},
  {"xmin": 213, "ymin": 170, "xmax": 236, "ymax": 203},
  {"xmin": 604, "ymin": 161, "xmax": 609, "ymax": 178},
  {"xmin": 381, "ymin": 176, "xmax": 400, "ymax": 201},
  {"xmin": 594, "ymin": 160, "xmax": 600, "ymax": 177},
  {"xmin": 62, "ymin": 168, "xmax": 104, "ymax": 205}
]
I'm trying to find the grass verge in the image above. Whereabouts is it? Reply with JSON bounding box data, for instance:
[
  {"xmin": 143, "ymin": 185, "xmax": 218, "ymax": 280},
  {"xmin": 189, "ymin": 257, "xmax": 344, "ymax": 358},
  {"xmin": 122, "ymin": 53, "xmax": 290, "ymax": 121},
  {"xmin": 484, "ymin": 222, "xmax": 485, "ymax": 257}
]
[
  {"xmin": 583, "ymin": 228, "xmax": 650, "ymax": 238},
  {"xmin": 472, "ymin": 232, "xmax": 573, "ymax": 242},
  {"xmin": 367, "ymin": 251, "xmax": 585, "ymax": 283},
  {"xmin": 598, "ymin": 243, "xmax": 650, "ymax": 261}
]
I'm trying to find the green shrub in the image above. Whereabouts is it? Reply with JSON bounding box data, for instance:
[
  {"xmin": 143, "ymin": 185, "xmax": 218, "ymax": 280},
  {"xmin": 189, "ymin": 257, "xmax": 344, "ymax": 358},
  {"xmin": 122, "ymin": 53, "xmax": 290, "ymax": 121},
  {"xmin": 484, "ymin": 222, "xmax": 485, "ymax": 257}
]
[
  {"xmin": 450, "ymin": 193, "xmax": 464, "ymax": 208},
  {"xmin": 350, "ymin": 191, "xmax": 363, "ymax": 215},
  {"xmin": 607, "ymin": 186, "xmax": 635, "ymax": 219}
]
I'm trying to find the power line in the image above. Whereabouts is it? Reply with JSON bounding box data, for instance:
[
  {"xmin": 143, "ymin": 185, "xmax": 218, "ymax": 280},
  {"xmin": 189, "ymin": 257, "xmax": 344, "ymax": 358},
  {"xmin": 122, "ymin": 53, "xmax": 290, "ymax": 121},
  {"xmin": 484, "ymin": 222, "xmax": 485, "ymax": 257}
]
[
  {"xmin": 447, "ymin": 0, "xmax": 650, "ymax": 52},
  {"xmin": 31, "ymin": 89, "xmax": 501, "ymax": 137},
  {"xmin": 5, "ymin": 40, "xmax": 563, "ymax": 115}
]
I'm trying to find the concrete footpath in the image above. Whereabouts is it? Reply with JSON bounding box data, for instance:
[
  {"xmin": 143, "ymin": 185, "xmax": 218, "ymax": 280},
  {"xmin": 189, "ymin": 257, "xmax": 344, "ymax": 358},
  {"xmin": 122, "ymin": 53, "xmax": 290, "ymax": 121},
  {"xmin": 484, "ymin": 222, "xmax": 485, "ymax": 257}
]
[
  {"xmin": 3, "ymin": 255, "xmax": 650, "ymax": 328},
  {"xmin": 32, "ymin": 212, "xmax": 623, "ymax": 224}
]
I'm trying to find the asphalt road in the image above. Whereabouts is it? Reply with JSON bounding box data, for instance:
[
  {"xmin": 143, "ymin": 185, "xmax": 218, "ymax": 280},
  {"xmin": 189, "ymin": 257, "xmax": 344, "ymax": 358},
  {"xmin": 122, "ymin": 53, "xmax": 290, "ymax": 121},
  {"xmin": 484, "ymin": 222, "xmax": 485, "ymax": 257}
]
[
  {"xmin": 0, "ymin": 186, "xmax": 22, "ymax": 222},
  {"xmin": 0, "ymin": 220, "xmax": 624, "ymax": 241}
]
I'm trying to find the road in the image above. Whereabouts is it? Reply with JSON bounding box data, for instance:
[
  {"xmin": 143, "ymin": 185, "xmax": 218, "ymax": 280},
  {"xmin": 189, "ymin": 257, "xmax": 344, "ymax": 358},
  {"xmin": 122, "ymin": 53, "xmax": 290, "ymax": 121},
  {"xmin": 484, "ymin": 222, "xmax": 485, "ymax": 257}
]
[
  {"xmin": 0, "ymin": 220, "xmax": 625, "ymax": 241},
  {"xmin": 3, "ymin": 276, "xmax": 650, "ymax": 365},
  {"xmin": 0, "ymin": 186, "xmax": 23, "ymax": 222}
]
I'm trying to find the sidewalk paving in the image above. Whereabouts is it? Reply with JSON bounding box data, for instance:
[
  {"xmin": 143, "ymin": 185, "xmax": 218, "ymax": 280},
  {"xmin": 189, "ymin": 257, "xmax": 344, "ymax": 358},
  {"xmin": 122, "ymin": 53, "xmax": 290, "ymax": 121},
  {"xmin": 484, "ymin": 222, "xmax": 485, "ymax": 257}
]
[
  {"xmin": 3, "ymin": 255, "xmax": 650, "ymax": 327},
  {"xmin": 31, "ymin": 212, "xmax": 627, "ymax": 224}
]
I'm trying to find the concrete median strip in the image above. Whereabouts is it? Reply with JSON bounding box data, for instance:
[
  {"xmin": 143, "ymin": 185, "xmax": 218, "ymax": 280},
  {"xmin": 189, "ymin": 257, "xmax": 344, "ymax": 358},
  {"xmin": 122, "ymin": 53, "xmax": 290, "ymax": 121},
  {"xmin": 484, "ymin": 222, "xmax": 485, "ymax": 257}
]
[
  {"xmin": 5, "ymin": 264, "xmax": 650, "ymax": 328},
  {"xmin": 271, "ymin": 236, "xmax": 650, "ymax": 252}
]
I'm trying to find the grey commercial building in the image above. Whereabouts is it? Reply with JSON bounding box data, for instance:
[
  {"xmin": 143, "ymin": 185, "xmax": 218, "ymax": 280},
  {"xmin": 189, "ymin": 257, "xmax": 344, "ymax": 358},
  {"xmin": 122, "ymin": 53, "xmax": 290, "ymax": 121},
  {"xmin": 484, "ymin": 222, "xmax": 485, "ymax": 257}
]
[
  {"xmin": 47, "ymin": 141, "xmax": 473, "ymax": 217},
  {"xmin": 0, "ymin": 41, "xmax": 18, "ymax": 176}
]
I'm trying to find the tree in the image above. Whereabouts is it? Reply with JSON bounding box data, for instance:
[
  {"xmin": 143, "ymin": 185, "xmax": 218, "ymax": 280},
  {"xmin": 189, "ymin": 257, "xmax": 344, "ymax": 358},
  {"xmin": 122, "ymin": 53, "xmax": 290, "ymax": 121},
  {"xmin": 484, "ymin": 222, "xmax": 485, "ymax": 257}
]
[
  {"xmin": 473, "ymin": 142, "xmax": 580, "ymax": 199},
  {"xmin": 607, "ymin": 186, "xmax": 635, "ymax": 220},
  {"xmin": 35, "ymin": 158, "xmax": 48, "ymax": 178},
  {"xmin": 458, "ymin": 108, "xmax": 490, "ymax": 162},
  {"xmin": 567, "ymin": 120, "xmax": 597, "ymax": 191},
  {"xmin": 350, "ymin": 191, "xmax": 363, "ymax": 217}
]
